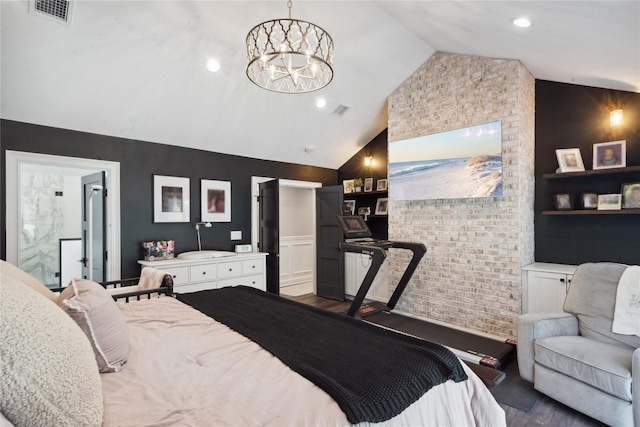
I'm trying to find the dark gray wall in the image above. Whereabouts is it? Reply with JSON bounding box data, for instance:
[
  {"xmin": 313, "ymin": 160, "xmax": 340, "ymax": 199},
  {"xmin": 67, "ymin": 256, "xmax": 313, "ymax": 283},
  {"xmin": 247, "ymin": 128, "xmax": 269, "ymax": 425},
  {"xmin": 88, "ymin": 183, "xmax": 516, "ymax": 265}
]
[
  {"xmin": 535, "ymin": 81, "xmax": 640, "ymax": 265},
  {"xmin": 1, "ymin": 120, "xmax": 337, "ymax": 277}
]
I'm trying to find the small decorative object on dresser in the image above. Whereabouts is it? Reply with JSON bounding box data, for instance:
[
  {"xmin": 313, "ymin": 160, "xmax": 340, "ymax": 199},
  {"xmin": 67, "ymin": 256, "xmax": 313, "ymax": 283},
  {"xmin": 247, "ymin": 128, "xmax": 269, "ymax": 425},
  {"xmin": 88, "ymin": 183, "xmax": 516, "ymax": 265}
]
[
  {"xmin": 554, "ymin": 193, "xmax": 573, "ymax": 210},
  {"xmin": 201, "ymin": 179, "xmax": 231, "ymax": 222},
  {"xmin": 597, "ymin": 194, "xmax": 622, "ymax": 210},
  {"xmin": 142, "ymin": 240, "xmax": 175, "ymax": 261},
  {"xmin": 581, "ymin": 193, "xmax": 598, "ymax": 209},
  {"xmin": 375, "ymin": 198, "xmax": 389, "ymax": 215},
  {"xmin": 154, "ymin": 175, "xmax": 190, "ymax": 223},
  {"xmin": 555, "ymin": 148, "xmax": 585, "ymax": 173},
  {"xmin": 377, "ymin": 178, "xmax": 388, "ymax": 191},
  {"xmin": 343, "ymin": 179, "xmax": 355, "ymax": 194},
  {"xmin": 593, "ymin": 140, "xmax": 626, "ymax": 170},
  {"xmin": 364, "ymin": 177, "xmax": 373, "ymax": 192},
  {"xmin": 621, "ymin": 183, "xmax": 640, "ymax": 209}
]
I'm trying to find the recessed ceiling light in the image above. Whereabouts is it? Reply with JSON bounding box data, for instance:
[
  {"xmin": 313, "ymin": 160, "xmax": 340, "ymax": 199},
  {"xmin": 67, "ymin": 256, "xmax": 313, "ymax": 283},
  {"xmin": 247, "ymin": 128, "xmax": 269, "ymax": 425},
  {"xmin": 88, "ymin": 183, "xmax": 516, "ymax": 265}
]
[
  {"xmin": 315, "ymin": 98, "xmax": 327, "ymax": 109},
  {"xmin": 206, "ymin": 59, "xmax": 221, "ymax": 72},
  {"xmin": 511, "ymin": 17, "xmax": 532, "ymax": 28}
]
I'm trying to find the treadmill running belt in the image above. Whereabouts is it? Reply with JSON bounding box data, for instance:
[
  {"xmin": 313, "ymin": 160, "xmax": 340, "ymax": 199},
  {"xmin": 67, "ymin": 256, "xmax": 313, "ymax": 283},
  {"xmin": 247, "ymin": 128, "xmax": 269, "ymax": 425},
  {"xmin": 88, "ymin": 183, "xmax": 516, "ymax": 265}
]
[{"xmin": 363, "ymin": 310, "xmax": 515, "ymax": 369}]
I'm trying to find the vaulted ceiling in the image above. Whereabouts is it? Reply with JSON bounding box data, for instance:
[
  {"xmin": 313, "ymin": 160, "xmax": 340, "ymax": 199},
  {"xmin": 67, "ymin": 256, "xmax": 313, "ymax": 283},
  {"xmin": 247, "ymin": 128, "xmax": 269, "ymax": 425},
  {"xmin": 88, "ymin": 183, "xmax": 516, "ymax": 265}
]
[{"xmin": 2, "ymin": 1, "xmax": 638, "ymax": 169}]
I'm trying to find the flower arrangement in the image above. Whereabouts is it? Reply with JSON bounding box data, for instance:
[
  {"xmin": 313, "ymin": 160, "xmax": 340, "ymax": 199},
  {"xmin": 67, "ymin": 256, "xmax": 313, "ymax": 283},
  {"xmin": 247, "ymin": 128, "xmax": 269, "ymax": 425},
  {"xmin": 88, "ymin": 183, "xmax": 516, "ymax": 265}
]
[{"xmin": 142, "ymin": 240, "xmax": 175, "ymax": 261}]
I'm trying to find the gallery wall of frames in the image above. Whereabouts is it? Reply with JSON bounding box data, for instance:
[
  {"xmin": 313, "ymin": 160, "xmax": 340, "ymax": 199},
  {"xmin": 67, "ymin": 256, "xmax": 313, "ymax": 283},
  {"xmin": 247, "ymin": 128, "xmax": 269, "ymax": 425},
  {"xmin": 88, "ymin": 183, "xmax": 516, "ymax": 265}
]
[{"xmin": 535, "ymin": 80, "xmax": 640, "ymax": 265}]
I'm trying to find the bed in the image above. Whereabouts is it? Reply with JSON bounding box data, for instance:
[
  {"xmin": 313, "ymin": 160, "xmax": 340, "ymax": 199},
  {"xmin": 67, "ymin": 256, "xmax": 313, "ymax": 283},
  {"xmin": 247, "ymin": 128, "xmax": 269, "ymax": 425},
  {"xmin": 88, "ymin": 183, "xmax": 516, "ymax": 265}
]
[{"xmin": 0, "ymin": 260, "xmax": 505, "ymax": 427}]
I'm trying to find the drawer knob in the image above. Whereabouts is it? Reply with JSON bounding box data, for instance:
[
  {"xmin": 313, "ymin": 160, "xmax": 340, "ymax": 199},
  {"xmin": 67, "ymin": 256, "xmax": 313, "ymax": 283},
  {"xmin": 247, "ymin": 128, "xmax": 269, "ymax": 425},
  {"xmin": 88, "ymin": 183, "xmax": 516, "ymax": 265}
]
[
  {"xmin": 202, "ymin": 272, "xmax": 206, "ymax": 275},
  {"xmin": 172, "ymin": 275, "xmax": 177, "ymax": 278},
  {"xmin": 229, "ymin": 268, "xmax": 233, "ymax": 272},
  {"xmin": 560, "ymin": 278, "xmax": 565, "ymax": 283}
]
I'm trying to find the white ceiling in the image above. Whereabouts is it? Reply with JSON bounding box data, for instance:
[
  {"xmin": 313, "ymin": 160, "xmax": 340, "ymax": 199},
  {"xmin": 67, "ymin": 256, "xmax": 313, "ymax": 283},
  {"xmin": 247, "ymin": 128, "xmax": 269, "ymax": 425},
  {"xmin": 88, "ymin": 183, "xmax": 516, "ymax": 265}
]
[{"xmin": 2, "ymin": 1, "xmax": 638, "ymax": 169}]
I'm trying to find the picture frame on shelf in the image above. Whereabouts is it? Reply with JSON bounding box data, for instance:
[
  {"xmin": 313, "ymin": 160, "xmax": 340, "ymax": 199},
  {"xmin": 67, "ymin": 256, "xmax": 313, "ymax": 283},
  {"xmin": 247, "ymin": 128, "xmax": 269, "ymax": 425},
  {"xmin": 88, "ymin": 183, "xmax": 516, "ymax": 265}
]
[
  {"xmin": 555, "ymin": 148, "xmax": 585, "ymax": 173},
  {"xmin": 581, "ymin": 193, "xmax": 598, "ymax": 209},
  {"xmin": 343, "ymin": 179, "xmax": 355, "ymax": 194},
  {"xmin": 153, "ymin": 175, "xmax": 190, "ymax": 223},
  {"xmin": 593, "ymin": 140, "xmax": 626, "ymax": 170},
  {"xmin": 375, "ymin": 197, "xmax": 388, "ymax": 215},
  {"xmin": 597, "ymin": 194, "xmax": 622, "ymax": 211},
  {"xmin": 554, "ymin": 193, "xmax": 573, "ymax": 210},
  {"xmin": 621, "ymin": 183, "xmax": 640, "ymax": 209},
  {"xmin": 364, "ymin": 177, "xmax": 373, "ymax": 192},
  {"xmin": 343, "ymin": 200, "xmax": 356, "ymax": 215},
  {"xmin": 376, "ymin": 178, "xmax": 388, "ymax": 191},
  {"xmin": 357, "ymin": 206, "xmax": 371, "ymax": 216},
  {"xmin": 201, "ymin": 179, "xmax": 231, "ymax": 222}
]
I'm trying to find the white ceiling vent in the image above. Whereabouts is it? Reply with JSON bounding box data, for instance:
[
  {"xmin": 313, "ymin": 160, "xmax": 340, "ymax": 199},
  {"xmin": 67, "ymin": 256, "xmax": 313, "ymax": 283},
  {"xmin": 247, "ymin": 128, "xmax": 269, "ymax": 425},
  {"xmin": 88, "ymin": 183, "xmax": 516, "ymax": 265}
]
[
  {"xmin": 30, "ymin": 0, "xmax": 74, "ymax": 26},
  {"xmin": 332, "ymin": 105, "xmax": 350, "ymax": 117}
]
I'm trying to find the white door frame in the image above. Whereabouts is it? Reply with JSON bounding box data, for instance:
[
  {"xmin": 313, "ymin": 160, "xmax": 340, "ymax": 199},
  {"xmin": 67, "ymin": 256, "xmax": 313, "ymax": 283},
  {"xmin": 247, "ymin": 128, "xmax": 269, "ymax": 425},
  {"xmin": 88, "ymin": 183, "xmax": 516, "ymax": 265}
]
[
  {"xmin": 5, "ymin": 151, "xmax": 121, "ymax": 280},
  {"xmin": 251, "ymin": 177, "xmax": 322, "ymax": 291}
]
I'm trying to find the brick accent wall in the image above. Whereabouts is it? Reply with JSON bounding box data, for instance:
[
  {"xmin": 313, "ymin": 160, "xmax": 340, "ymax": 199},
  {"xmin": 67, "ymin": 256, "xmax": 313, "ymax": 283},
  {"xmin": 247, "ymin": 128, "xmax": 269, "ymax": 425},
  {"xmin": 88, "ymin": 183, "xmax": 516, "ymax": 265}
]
[{"xmin": 387, "ymin": 52, "xmax": 535, "ymax": 339}]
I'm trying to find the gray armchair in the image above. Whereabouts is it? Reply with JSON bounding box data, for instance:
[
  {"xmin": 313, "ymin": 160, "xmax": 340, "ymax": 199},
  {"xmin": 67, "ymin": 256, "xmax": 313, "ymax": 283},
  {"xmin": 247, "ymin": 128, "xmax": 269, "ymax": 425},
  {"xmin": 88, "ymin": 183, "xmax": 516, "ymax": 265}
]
[{"xmin": 518, "ymin": 262, "xmax": 639, "ymax": 427}]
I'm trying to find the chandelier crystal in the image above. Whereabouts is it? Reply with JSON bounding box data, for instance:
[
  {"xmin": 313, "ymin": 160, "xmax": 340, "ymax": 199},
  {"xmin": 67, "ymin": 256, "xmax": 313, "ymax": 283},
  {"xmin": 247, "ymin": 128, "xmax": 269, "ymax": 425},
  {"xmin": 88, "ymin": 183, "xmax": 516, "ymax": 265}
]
[{"xmin": 246, "ymin": 1, "xmax": 333, "ymax": 93}]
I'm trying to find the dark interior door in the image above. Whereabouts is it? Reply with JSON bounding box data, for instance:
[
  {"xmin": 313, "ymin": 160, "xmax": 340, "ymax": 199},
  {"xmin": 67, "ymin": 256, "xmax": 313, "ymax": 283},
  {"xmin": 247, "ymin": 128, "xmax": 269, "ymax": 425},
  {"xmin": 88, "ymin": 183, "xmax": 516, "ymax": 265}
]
[
  {"xmin": 81, "ymin": 171, "xmax": 106, "ymax": 282},
  {"xmin": 315, "ymin": 185, "xmax": 344, "ymax": 300},
  {"xmin": 259, "ymin": 179, "xmax": 280, "ymax": 294}
]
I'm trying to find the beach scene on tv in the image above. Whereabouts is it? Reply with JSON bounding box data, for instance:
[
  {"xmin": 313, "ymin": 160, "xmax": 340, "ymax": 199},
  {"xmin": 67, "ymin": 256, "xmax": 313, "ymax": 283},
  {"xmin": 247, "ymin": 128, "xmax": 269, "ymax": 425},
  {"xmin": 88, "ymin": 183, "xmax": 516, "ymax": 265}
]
[{"xmin": 389, "ymin": 121, "xmax": 503, "ymax": 200}]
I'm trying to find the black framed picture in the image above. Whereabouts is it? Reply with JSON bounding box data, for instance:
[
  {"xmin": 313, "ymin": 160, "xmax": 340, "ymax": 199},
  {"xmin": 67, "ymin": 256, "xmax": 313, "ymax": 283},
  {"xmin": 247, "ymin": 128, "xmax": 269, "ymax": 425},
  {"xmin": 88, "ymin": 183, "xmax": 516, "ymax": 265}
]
[
  {"xmin": 621, "ymin": 183, "xmax": 640, "ymax": 209},
  {"xmin": 554, "ymin": 193, "xmax": 573, "ymax": 210}
]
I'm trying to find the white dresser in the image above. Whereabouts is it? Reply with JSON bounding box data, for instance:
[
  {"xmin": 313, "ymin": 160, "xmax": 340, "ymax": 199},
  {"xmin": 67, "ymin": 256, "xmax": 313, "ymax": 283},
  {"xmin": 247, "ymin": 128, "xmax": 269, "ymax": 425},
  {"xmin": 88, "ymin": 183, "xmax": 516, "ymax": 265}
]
[
  {"xmin": 521, "ymin": 262, "xmax": 578, "ymax": 313},
  {"xmin": 138, "ymin": 252, "xmax": 267, "ymax": 293}
]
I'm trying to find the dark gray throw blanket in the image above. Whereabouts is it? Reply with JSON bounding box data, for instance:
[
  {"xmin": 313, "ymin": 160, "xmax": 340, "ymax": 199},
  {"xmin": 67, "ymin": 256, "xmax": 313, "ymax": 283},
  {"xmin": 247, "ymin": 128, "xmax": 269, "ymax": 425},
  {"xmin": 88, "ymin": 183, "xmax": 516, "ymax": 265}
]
[{"xmin": 177, "ymin": 286, "xmax": 467, "ymax": 423}]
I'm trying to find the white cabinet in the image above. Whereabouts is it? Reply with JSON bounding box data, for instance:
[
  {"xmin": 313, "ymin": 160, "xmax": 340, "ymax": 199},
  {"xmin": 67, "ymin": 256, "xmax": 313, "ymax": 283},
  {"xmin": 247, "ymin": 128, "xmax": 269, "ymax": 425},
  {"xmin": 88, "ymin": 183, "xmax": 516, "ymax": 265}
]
[
  {"xmin": 344, "ymin": 252, "xmax": 389, "ymax": 303},
  {"xmin": 138, "ymin": 252, "xmax": 267, "ymax": 293},
  {"xmin": 522, "ymin": 263, "xmax": 577, "ymax": 313}
]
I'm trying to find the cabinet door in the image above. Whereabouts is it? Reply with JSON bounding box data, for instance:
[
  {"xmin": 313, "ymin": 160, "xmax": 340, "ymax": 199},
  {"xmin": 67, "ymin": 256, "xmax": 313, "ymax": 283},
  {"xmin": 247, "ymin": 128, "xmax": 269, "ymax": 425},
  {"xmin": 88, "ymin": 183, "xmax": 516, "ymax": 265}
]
[
  {"xmin": 345, "ymin": 254, "xmax": 389, "ymax": 302},
  {"xmin": 344, "ymin": 253, "xmax": 357, "ymax": 296},
  {"xmin": 527, "ymin": 271, "xmax": 569, "ymax": 313}
]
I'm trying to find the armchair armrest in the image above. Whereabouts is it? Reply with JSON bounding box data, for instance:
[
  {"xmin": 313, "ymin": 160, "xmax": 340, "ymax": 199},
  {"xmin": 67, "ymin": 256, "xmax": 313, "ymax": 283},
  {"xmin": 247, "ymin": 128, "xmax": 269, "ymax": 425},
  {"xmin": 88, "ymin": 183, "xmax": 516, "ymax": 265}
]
[
  {"xmin": 633, "ymin": 347, "xmax": 640, "ymax": 426},
  {"xmin": 517, "ymin": 312, "xmax": 579, "ymax": 382}
]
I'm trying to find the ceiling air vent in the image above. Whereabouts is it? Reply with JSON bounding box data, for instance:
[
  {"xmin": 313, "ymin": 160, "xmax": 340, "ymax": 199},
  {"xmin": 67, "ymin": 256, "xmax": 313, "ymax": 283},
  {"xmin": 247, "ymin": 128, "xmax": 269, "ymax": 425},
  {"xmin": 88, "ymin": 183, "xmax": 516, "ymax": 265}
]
[
  {"xmin": 333, "ymin": 105, "xmax": 350, "ymax": 117},
  {"xmin": 30, "ymin": 0, "xmax": 74, "ymax": 26}
]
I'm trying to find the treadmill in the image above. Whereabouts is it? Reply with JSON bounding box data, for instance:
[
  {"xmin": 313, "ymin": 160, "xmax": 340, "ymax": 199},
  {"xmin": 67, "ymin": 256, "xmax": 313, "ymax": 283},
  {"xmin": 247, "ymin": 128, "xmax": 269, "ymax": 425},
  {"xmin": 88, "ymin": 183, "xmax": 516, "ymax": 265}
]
[{"xmin": 338, "ymin": 215, "xmax": 515, "ymax": 370}]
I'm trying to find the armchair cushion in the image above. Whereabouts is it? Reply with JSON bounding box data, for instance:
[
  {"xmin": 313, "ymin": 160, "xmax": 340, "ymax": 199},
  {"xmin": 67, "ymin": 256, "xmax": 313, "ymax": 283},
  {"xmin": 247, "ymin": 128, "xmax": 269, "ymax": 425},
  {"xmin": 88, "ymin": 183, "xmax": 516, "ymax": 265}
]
[
  {"xmin": 564, "ymin": 262, "xmax": 640, "ymax": 350},
  {"xmin": 535, "ymin": 336, "xmax": 633, "ymax": 401}
]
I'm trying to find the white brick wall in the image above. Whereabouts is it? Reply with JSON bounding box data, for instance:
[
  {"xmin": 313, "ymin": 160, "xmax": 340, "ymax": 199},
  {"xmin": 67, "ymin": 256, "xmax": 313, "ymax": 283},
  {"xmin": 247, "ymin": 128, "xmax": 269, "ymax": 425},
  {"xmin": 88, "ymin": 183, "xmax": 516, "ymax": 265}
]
[{"xmin": 387, "ymin": 52, "xmax": 535, "ymax": 339}]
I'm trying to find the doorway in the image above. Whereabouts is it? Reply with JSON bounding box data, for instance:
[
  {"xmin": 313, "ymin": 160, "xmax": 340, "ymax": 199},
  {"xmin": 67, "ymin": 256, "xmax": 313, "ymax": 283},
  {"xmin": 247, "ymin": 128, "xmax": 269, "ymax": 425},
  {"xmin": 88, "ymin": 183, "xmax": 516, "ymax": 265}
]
[
  {"xmin": 5, "ymin": 151, "xmax": 121, "ymax": 284},
  {"xmin": 251, "ymin": 177, "xmax": 321, "ymax": 295}
]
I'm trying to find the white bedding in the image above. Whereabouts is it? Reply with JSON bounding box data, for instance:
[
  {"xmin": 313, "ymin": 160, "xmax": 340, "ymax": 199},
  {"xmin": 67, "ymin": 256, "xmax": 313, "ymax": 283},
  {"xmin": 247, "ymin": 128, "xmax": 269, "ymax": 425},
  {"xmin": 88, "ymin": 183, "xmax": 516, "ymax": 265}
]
[{"xmin": 101, "ymin": 296, "xmax": 505, "ymax": 426}]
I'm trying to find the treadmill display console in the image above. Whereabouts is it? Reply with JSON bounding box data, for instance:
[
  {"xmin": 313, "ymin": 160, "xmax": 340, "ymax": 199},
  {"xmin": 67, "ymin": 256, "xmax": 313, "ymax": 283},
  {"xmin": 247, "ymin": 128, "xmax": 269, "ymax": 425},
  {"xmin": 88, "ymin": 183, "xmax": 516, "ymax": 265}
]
[{"xmin": 337, "ymin": 215, "xmax": 371, "ymax": 239}]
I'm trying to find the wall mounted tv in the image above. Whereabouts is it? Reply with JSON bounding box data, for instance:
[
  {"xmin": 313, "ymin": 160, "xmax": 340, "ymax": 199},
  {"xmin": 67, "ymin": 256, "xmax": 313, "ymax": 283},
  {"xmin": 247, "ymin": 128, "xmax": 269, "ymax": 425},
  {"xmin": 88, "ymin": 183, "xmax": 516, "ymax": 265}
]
[{"xmin": 389, "ymin": 121, "xmax": 502, "ymax": 200}]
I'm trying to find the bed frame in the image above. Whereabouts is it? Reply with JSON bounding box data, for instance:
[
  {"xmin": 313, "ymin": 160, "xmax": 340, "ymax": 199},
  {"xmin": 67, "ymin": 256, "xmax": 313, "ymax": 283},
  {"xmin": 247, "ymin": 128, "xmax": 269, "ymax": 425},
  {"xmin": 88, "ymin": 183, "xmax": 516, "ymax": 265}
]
[{"xmin": 50, "ymin": 275, "xmax": 174, "ymax": 302}]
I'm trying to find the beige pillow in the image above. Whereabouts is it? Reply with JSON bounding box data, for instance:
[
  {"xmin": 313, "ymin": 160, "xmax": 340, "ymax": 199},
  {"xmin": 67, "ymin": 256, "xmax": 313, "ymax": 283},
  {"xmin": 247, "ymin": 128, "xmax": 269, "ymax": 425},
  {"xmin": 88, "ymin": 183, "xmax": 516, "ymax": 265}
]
[
  {"xmin": 0, "ymin": 276, "xmax": 103, "ymax": 427},
  {"xmin": 0, "ymin": 259, "xmax": 57, "ymax": 302},
  {"xmin": 57, "ymin": 278, "xmax": 130, "ymax": 373}
]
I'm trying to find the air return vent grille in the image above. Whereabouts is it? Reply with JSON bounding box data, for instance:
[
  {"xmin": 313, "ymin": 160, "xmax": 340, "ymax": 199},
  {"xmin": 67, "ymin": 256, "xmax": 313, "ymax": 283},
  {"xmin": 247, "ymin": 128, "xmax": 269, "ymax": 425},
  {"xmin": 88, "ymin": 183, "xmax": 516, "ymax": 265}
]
[{"xmin": 30, "ymin": 0, "xmax": 73, "ymax": 25}]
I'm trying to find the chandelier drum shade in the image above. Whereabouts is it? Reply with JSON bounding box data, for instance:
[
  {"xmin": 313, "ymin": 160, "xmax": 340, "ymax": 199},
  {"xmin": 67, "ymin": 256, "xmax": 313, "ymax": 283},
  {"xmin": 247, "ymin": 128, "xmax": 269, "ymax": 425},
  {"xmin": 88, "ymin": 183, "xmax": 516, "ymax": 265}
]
[{"xmin": 246, "ymin": 1, "xmax": 333, "ymax": 93}]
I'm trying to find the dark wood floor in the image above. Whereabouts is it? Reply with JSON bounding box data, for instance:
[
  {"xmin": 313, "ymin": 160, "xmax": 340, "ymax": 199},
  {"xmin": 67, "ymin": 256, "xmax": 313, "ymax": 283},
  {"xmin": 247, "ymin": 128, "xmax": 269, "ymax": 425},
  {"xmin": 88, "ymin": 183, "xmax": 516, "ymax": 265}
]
[{"xmin": 283, "ymin": 293, "xmax": 606, "ymax": 427}]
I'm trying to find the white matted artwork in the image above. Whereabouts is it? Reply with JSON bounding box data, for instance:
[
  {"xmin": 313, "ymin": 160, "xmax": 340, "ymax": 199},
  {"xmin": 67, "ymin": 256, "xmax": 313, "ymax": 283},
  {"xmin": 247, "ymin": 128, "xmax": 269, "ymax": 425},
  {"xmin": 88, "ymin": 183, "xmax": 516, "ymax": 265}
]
[
  {"xmin": 555, "ymin": 148, "xmax": 585, "ymax": 173},
  {"xmin": 364, "ymin": 178, "xmax": 373, "ymax": 192},
  {"xmin": 343, "ymin": 179, "xmax": 355, "ymax": 194},
  {"xmin": 597, "ymin": 194, "xmax": 622, "ymax": 211},
  {"xmin": 343, "ymin": 200, "xmax": 356, "ymax": 215},
  {"xmin": 375, "ymin": 198, "xmax": 388, "ymax": 215},
  {"xmin": 201, "ymin": 179, "xmax": 231, "ymax": 222},
  {"xmin": 593, "ymin": 140, "xmax": 626, "ymax": 170},
  {"xmin": 154, "ymin": 175, "xmax": 190, "ymax": 223}
]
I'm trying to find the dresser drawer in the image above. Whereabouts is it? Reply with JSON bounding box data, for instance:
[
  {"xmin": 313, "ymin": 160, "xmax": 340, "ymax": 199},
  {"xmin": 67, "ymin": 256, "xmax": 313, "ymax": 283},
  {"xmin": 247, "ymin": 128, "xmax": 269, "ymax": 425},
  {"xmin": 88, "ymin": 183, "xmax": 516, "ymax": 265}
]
[
  {"xmin": 242, "ymin": 259, "xmax": 264, "ymax": 275},
  {"xmin": 190, "ymin": 264, "xmax": 218, "ymax": 283},
  {"xmin": 173, "ymin": 281, "xmax": 217, "ymax": 293},
  {"xmin": 164, "ymin": 267, "xmax": 189, "ymax": 285},
  {"xmin": 218, "ymin": 261, "xmax": 242, "ymax": 279},
  {"xmin": 218, "ymin": 274, "xmax": 265, "ymax": 291}
]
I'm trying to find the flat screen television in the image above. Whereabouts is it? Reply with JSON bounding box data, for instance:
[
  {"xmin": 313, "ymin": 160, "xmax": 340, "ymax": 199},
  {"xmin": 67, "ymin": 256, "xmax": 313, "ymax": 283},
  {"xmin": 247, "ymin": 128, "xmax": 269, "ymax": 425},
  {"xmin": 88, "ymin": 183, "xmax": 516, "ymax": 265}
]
[{"xmin": 389, "ymin": 121, "xmax": 502, "ymax": 200}]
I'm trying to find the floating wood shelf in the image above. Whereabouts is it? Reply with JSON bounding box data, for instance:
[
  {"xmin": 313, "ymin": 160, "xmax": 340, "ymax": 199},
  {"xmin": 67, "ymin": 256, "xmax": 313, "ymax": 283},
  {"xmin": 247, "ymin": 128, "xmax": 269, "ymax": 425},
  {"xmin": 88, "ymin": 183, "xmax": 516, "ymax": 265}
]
[{"xmin": 542, "ymin": 166, "xmax": 640, "ymax": 179}]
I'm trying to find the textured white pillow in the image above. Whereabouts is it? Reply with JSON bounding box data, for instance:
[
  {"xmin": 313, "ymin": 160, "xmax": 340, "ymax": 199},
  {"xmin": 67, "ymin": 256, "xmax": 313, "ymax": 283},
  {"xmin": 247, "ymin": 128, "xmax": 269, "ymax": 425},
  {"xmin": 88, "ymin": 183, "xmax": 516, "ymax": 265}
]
[
  {"xmin": 0, "ymin": 259, "xmax": 57, "ymax": 302},
  {"xmin": 0, "ymin": 276, "xmax": 103, "ymax": 427},
  {"xmin": 57, "ymin": 278, "xmax": 130, "ymax": 373}
]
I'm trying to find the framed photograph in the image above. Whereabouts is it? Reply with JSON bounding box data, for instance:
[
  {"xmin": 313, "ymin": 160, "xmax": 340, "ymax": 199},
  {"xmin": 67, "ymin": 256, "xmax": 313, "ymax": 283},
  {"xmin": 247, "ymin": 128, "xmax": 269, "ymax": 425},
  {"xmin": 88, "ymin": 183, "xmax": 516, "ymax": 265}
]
[
  {"xmin": 621, "ymin": 183, "xmax": 640, "ymax": 209},
  {"xmin": 201, "ymin": 179, "xmax": 231, "ymax": 222},
  {"xmin": 555, "ymin": 148, "xmax": 585, "ymax": 173},
  {"xmin": 597, "ymin": 194, "xmax": 622, "ymax": 211},
  {"xmin": 581, "ymin": 193, "xmax": 598, "ymax": 209},
  {"xmin": 364, "ymin": 178, "xmax": 373, "ymax": 192},
  {"xmin": 343, "ymin": 200, "xmax": 356, "ymax": 215},
  {"xmin": 154, "ymin": 175, "xmax": 190, "ymax": 223},
  {"xmin": 343, "ymin": 179, "xmax": 355, "ymax": 194},
  {"xmin": 375, "ymin": 198, "xmax": 389, "ymax": 215},
  {"xmin": 357, "ymin": 206, "xmax": 371, "ymax": 216},
  {"xmin": 554, "ymin": 193, "xmax": 573, "ymax": 210},
  {"xmin": 593, "ymin": 140, "xmax": 626, "ymax": 170},
  {"xmin": 376, "ymin": 179, "xmax": 388, "ymax": 191}
]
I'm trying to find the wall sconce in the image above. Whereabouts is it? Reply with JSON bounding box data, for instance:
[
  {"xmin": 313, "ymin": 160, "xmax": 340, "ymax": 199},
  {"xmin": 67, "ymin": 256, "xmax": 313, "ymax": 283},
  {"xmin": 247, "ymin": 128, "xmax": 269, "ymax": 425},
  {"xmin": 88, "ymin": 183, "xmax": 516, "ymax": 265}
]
[
  {"xmin": 364, "ymin": 156, "xmax": 374, "ymax": 167},
  {"xmin": 610, "ymin": 109, "xmax": 624, "ymax": 127}
]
